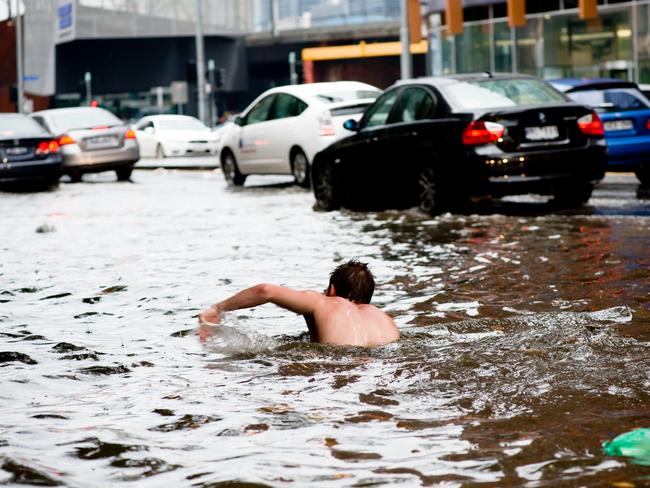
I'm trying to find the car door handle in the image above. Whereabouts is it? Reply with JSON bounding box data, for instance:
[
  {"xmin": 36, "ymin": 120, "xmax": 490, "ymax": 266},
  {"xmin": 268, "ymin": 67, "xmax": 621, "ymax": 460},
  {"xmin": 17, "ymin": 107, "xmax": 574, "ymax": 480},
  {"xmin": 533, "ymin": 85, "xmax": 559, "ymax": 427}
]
[{"xmin": 411, "ymin": 131, "xmax": 418, "ymax": 137}]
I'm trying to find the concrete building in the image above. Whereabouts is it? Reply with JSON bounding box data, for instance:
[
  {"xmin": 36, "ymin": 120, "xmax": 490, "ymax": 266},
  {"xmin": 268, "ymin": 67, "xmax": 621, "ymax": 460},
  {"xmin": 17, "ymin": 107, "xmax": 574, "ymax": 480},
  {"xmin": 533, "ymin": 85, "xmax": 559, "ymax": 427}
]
[
  {"xmin": 8, "ymin": 0, "xmax": 403, "ymax": 121},
  {"xmin": 4, "ymin": 0, "xmax": 650, "ymax": 120}
]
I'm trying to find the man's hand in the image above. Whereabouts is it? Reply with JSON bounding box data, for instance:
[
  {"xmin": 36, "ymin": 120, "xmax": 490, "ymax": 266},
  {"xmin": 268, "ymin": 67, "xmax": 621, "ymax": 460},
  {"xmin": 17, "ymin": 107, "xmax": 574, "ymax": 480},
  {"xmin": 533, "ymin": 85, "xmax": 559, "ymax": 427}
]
[
  {"xmin": 198, "ymin": 304, "xmax": 222, "ymax": 325},
  {"xmin": 198, "ymin": 322, "xmax": 218, "ymax": 343}
]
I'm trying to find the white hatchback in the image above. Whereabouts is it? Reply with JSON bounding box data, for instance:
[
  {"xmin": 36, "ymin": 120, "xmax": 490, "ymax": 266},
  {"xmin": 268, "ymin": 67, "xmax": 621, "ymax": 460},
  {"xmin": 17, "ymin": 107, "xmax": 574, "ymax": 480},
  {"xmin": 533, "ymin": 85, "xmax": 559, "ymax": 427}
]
[
  {"xmin": 134, "ymin": 115, "xmax": 221, "ymax": 158},
  {"xmin": 218, "ymin": 81, "xmax": 380, "ymax": 187}
]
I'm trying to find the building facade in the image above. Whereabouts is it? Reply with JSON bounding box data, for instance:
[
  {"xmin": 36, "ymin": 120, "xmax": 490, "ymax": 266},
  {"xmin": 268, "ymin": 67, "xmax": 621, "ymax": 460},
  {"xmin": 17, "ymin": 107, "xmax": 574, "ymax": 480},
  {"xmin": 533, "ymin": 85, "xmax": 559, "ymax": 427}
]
[
  {"xmin": 424, "ymin": 0, "xmax": 650, "ymax": 83},
  {"xmin": 7, "ymin": 0, "xmax": 650, "ymax": 120}
]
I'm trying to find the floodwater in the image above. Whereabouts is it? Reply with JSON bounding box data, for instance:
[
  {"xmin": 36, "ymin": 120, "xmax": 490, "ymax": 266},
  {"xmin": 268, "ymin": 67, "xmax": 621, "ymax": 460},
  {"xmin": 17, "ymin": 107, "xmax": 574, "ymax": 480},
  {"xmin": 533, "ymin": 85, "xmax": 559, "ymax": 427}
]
[{"xmin": 1, "ymin": 169, "xmax": 649, "ymax": 487}]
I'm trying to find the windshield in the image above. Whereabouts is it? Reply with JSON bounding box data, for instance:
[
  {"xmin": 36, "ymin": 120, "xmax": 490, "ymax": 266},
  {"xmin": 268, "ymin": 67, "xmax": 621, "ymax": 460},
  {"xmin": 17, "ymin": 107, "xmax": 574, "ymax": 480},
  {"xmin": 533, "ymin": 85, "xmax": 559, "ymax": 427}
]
[
  {"xmin": 50, "ymin": 109, "xmax": 122, "ymax": 132},
  {"xmin": 157, "ymin": 118, "xmax": 207, "ymax": 131},
  {"xmin": 0, "ymin": 116, "xmax": 47, "ymax": 136},
  {"xmin": 315, "ymin": 90, "xmax": 381, "ymax": 103},
  {"xmin": 567, "ymin": 88, "xmax": 650, "ymax": 113},
  {"xmin": 443, "ymin": 78, "xmax": 567, "ymax": 110}
]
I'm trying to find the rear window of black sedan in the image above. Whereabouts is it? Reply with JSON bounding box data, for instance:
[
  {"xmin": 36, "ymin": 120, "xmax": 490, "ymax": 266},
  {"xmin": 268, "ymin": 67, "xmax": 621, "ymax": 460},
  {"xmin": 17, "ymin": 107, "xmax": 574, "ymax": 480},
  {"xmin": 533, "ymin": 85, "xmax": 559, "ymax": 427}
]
[
  {"xmin": 0, "ymin": 115, "xmax": 47, "ymax": 137},
  {"xmin": 442, "ymin": 78, "xmax": 567, "ymax": 110}
]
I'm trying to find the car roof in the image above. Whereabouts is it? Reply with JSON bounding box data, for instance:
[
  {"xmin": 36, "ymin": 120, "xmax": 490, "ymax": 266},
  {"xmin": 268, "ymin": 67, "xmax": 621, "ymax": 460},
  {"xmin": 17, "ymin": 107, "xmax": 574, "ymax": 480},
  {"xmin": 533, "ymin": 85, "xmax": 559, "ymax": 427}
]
[
  {"xmin": 391, "ymin": 72, "xmax": 540, "ymax": 89},
  {"xmin": 548, "ymin": 78, "xmax": 639, "ymax": 92},
  {"xmin": 142, "ymin": 115, "xmax": 201, "ymax": 122},
  {"xmin": 264, "ymin": 81, "xmax": 380, "ymax": 99},
  {"xmin": 32, "ymin": 106, "xmax": 112, "ymax": 116}
]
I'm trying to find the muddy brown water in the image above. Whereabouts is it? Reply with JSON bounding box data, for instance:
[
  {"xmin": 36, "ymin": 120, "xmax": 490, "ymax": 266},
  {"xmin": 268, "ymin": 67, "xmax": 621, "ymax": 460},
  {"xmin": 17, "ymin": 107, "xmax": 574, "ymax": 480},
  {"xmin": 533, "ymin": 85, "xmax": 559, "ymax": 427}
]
[{"xmin": 1, "ymin": 170, "xmax": 649, "ymax": 487}]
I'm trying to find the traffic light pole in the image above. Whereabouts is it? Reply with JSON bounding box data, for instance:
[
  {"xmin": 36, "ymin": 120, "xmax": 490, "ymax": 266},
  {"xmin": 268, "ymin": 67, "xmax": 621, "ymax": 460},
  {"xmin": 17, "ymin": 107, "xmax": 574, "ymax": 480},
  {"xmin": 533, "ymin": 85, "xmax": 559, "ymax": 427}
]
[
  {"xmin": 399, "ymin": 0, "xmax": 412, "ymax": 80},
  {"xmin": 194, "ymin": 0, "xmax": 207, "ymax": 124},
  {"xmin": 15, "ymin": 0, "xmax": 24, "ymax": 113}
]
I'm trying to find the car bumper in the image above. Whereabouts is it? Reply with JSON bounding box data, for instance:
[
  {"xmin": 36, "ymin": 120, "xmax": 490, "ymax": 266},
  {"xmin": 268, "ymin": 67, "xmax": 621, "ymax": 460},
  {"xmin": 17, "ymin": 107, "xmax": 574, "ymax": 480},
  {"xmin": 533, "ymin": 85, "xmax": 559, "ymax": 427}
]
[
  {"xmin": 162, "ymin": 142, "xmax": 219, "ymax": 157},
  {"xmin": 469, "ymin": 141, "xmax": 607, "ymax": 197},
  {"xmin": 62, "ymin": 142, "xmax": 140, "ymax": 171},
  {"xmin": 0, "ymin": 157, "xmax": 62, "ymax": 183}
]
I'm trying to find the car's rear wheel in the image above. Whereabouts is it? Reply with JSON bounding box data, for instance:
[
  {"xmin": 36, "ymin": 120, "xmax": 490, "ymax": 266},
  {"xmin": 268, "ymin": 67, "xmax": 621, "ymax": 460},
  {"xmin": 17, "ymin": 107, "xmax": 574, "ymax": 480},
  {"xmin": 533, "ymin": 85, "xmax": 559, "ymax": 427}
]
[
  {"xmin": 291, "ymin": 149, "xmax": 310, "ymax": 188},
  {"xmin": 155, "ymin": 144, "xmax": 165, "ymax": 159},
  {"xmin": 68, "ymin": 171, "xmax": 83, "ymax": 183},
  {"xmin": 635, "ymin": 167, "xmax": 650, "ymax": 186},
  {"xmin": 313, "ymin": 160, "xmax": 340, "ymax": 211},
  {"xmin": 418, "ymin": 166, "xmax": 447, "ymax": 215},
  {"xmin": 552, "ymin": 182, "xmax": 594, "ymax": 207},
  {"xmin": 116, "ymin": 165, "xmax": 134, "ymax": 181},
  {"xmin": 221, "ymin": 150, "xmax": 246, "ymax": 186}
]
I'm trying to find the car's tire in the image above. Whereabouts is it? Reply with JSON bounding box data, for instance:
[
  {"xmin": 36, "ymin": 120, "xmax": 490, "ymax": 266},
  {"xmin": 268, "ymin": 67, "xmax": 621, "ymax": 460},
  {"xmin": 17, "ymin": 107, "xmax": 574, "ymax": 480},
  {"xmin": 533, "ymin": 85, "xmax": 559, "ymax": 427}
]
[
  {"xmin": 312, "ymin": 160, "xmax": 340, "ymax": 211},
  {"xmin": 116, "ymin": 165, "xmax": 134, "ymax": 181},
  {"xmin": 291, "ymin": 148, "xmax": 310, "ymax": 188},
  {"xmin": 155, "ymin": 144, "xmax": 165, "ymax": 159},
  {"xmin": 43, "ymin": 178, "xmax": 60, "ymax": 191},
  {"xmin": 221, "ymin": 150, "xmax": 246, "ymax": 186},
  {"xmin": 635, "ymin": 167, "xmax": 650, "ymax": 186},
  {"xmin": 68, "ymin": 171, "xmax": 83, "ymax": 183},
  {"xmin": 553, "ymin": 183, "xmax": 594, "ymax": 207},
  {"xmin": 417, "ymin": 166, "xmax": 447, "ymax": 215}
]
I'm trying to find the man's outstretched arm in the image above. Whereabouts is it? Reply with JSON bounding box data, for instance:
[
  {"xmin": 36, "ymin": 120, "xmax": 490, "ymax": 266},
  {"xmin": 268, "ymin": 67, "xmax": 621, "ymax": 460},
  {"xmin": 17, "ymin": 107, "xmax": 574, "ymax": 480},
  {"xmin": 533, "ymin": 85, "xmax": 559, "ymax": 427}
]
[{"xmin": 198, "ymin": 284, "xmax": 323, "ymax": 324}]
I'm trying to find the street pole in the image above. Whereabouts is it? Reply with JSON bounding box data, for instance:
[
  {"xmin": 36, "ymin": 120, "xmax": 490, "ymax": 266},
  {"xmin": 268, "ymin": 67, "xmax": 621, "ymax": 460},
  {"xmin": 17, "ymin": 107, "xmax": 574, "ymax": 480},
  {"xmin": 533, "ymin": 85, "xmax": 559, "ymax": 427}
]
[
  {"xmin": 15, "ymin": 0, "xmax": 24, "ymax": 113},
  {"xmin": 289, "ymin": 52, "xmax": 298, "ymax": 85},
  {"xmin": 84, "ymin": 71, "xmax": 92, "ymax": 106},
  {"xmin": 194, "ymin": 0, "xmax": 207, "ymax": 124},
  {"xmin": 399, "ymin": 0, "xmax": 412, "ymax": 80},
  {"xmin": 207, "ymin": 58, "xmax": 216, "ymax": 127}
]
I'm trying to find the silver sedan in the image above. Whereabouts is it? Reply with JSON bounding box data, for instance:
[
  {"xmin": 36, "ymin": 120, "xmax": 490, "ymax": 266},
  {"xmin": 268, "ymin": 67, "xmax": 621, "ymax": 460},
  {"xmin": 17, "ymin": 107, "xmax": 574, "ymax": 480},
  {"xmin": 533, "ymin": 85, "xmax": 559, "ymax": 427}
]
[{"xmin": 31, "ymin": 107, "xmax": 140, "ymax": 182}]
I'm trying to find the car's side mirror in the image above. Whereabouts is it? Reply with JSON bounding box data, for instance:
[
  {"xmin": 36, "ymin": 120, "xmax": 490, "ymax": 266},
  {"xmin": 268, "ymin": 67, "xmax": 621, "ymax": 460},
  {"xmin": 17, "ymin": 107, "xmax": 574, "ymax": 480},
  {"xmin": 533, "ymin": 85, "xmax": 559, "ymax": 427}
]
[
  {"xmin": 144, "ymin": 126, "xmax": 154, "ymax": 134},
  {"xmin": 234, "ymin": 115, "xmax": 244, "ymax": 126},
  {"xmin": 343, "ymin": 119, "xmax": 359, "ymax": 131}
]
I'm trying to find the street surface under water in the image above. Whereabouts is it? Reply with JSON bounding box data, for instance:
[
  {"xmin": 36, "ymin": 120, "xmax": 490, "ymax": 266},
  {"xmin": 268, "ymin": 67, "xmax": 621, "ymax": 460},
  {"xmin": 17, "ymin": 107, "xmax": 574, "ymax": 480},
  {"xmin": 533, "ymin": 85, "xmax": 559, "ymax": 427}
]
[{"xmin": 1, "ymin": 168, "xmax": 649, "ymax": 487}]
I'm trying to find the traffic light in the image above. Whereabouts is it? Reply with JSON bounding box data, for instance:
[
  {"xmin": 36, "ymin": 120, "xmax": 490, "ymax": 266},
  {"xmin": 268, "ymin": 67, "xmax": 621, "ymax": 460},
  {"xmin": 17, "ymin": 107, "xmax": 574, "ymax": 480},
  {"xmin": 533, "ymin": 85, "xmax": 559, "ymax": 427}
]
[
  {"xmin": 579, "ymin": 0, "xmax": 598, "ymax": 19},
  {"xmin": 445, "ymin": 0, "xmax": 463, "ymax": 36},
  {"xmin": 217, "ymin": 68, "xmax": 226, "ymax": 89},
  {"xmin": 507, "ymin": 0, "xmax": 526, "ymax": 28}
]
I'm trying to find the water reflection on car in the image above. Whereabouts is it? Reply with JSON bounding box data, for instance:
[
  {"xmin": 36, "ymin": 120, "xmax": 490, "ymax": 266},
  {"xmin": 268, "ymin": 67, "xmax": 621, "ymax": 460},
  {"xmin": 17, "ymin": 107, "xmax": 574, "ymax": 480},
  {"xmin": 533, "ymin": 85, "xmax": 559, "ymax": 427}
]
[
  {"xmin": 0, "ymin": 113, "xmax": 62, "ymax": 188},
  {"xmin": 30, "ymin": 106, "xmax": 139, "ymax": 182},
  {"xmin": 311, "ymin": 73, "xmax": 607, "ymax": 214},
  {"xmin": 549, "ymin": 78, "xmax": 650, "ymax": 186}
]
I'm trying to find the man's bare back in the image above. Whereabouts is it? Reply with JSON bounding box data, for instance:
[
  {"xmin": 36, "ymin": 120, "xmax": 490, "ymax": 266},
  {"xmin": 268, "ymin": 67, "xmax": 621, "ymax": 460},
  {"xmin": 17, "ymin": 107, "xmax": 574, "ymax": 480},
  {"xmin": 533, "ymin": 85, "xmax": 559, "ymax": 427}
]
[{"xmin": 198, "ymin": 261, "xmax": 399, "ymax": 347}]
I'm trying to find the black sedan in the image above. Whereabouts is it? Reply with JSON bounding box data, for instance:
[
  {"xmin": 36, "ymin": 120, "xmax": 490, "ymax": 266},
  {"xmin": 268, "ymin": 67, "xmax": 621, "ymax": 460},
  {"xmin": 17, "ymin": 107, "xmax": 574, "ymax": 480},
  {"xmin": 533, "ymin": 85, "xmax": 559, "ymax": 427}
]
[
  {"xmin": 311, "ymin": 73, "xmax": 607, "ymax": 214},
  {"xmin": 0, "ymin": 113, "xmax": 63, "ymax": 187}
]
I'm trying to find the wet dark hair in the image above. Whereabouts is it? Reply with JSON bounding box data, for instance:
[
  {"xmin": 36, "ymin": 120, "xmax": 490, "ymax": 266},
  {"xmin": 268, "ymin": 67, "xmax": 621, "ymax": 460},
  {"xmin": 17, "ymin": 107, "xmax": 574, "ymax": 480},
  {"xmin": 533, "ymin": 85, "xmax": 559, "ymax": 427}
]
[{"xmin": 328, "ymin": 260, "xmax": 375, "ymax": 304}]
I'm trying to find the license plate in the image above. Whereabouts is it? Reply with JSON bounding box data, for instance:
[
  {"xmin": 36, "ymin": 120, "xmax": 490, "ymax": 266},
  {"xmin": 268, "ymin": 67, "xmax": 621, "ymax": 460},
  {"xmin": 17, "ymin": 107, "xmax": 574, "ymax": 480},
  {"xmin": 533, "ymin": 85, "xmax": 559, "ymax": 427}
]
[
  {"xmin": 604, "ymin": 119, "xmax": 634, "ymax": 131},
  {"xmin": 5, "ymin": 146, "xmax": 29, "ymax": 155},
  {"xmin": 85, "ymin": 135, "xmax": 119, "ymax": 149},
  {"xmin": 525, "ymin": 125, "xmax": 560, "ymax": 141}
]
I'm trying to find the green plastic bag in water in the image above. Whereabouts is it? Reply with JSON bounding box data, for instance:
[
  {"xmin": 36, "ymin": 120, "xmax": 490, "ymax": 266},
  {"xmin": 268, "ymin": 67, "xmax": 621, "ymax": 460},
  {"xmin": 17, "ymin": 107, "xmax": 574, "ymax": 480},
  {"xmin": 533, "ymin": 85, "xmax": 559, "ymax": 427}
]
[{"xmin": 603, "ymin": 428, "xmax": 650, "ymax": 466}]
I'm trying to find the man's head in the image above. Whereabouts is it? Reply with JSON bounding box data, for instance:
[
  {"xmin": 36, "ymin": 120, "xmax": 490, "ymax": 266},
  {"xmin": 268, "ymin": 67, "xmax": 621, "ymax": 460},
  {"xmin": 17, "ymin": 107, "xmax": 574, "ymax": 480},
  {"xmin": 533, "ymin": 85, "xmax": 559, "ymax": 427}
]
[{"xmin": 327, "ymin": 260, "xmax": 375, "ymax": 304}]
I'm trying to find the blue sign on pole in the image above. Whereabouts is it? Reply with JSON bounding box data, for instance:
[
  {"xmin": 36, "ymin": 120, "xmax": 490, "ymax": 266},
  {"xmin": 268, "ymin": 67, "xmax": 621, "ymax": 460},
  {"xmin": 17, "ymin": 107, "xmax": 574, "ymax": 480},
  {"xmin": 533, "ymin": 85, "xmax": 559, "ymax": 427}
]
[{"xmin": 58, "ymin": 3, "xmax": 73, "ymax": 30}]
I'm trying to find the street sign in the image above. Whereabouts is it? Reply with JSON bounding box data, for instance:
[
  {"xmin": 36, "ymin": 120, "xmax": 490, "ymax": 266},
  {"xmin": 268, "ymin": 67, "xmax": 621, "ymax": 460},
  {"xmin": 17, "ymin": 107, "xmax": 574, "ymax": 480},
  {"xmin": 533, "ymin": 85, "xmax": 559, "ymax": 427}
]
[{"xmin": 171, "ymin": 81, "xmax": 188, "ymax": 105}]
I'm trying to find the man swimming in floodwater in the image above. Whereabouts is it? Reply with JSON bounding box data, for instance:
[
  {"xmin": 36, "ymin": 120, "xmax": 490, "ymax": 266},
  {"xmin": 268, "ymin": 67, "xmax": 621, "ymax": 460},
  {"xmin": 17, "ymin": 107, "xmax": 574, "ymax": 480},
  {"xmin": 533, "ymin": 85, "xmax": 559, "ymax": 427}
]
[{"xmin": 198, "ymin": 260, "xmax": 399, "ymax": 347}]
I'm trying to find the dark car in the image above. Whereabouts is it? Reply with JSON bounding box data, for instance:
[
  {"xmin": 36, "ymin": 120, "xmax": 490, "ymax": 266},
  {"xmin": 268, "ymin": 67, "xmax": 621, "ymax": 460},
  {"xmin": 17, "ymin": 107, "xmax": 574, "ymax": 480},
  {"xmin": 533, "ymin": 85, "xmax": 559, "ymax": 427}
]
[
  {"xmin": 311, "ymin": 73, "xmax": 607, "ymax": 214},
  {"xmin": 0, "ymin": 113, "xmax": 63, "ymax": 187},
  {"xmin": 549, "ymin": 78, "xmax": 650, "ymax": 185}
]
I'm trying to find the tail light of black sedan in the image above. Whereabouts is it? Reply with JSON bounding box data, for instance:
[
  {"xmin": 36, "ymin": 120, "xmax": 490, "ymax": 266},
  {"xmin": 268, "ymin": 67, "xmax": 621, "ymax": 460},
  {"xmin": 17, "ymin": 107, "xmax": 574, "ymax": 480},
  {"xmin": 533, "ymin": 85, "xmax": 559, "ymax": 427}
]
[
  {"xmin": 462, "ymin": 121, "xmax": 506, "ymax": 145},
  {"xmin": 35, "ymin": 140, "xmax": 61, "ymax": 155},
  {"xmin": 577, "ymin": 112, "xmax": 604, "ymax": 136}
]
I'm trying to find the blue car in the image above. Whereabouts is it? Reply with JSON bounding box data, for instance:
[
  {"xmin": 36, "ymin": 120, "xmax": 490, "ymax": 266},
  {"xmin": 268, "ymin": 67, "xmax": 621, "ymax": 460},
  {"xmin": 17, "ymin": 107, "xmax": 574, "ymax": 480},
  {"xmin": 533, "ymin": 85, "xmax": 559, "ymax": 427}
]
[{"xmin": 549, "ymin": 78, "xmax": 650, "ymax": 185}]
